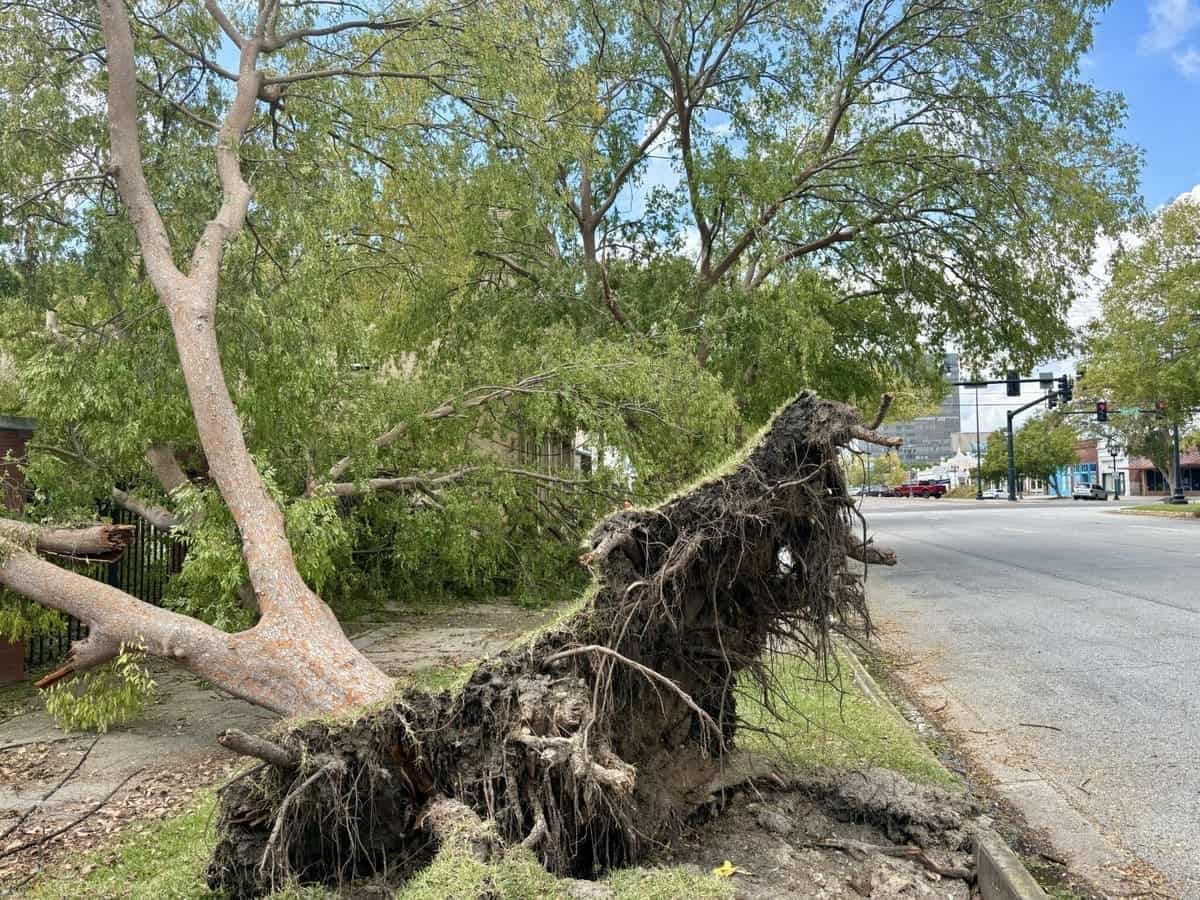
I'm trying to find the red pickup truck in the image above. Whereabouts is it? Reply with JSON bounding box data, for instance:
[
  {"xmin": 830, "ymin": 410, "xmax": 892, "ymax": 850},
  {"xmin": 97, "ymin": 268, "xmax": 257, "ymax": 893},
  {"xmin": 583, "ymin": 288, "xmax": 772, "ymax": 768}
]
[{"xmin": 892, "ymin": 481, "xmax": 947, "ymax": 498}]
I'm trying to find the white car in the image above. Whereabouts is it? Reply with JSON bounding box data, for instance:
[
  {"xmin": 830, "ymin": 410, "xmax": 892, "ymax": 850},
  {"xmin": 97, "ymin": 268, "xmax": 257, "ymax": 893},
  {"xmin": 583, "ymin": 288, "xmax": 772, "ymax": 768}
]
[
  {"xmin": 1073, "ymin": 483, "xmax": 1108, "ymax": 501},
  {"xmin": 981, "ymin": 487, "xmax": 1007, "ymax": 499}
]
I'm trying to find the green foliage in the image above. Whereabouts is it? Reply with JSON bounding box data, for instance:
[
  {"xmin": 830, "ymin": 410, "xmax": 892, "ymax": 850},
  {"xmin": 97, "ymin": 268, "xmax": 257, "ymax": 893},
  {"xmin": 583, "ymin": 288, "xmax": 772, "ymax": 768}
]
[
  {"xmin": 42, "ymin": 643, "xmax": 156, "ymax": 733},
  {"xmin": 981, "ymin": 416, "xmax": 1078, "ymax": 489},
  {"xmin": 0, "ymin": 0, "xmax": 1141, "ymax": 645},
  {"xmin": 0, "ymin": 590, "xmax": 66, "ymax": 642},
  {"xmin": 878, "ymin": 452, "xmax": 908, "ymax": 488},
  {"xmin": 1079, "ymin": 197, "xmax": 1200, "ymax": 487},
  {"xmin": 1081, "ymin": 198, "xmax": 1200, "ymax": 425}
]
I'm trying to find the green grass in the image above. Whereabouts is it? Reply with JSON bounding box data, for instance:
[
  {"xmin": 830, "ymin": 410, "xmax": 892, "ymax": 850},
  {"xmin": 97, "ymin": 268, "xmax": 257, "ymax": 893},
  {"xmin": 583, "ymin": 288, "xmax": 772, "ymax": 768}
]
[
  {"xmin": 26, "ymin": 792, "xmax": 219, "ymax": 899},
  {"xmin": 737, "ymin": 652, "xmax": 958, "ymax": 787},
  {"xmin": 25, "ymin": 650, "xmax": 951, "ymax": 898},
  {"xmin": 1122, "ymin": 503, "xmax": 1200, "ymax": 518}
]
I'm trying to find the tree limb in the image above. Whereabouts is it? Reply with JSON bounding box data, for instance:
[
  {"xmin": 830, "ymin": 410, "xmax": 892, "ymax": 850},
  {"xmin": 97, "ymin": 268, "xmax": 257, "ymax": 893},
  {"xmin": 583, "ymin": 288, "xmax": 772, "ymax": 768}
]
[
  {"xmin": 866, "ymin": 393, "xmax": 894, "ymax": 431},
  {"xmin": 218, "ymin": 728, "xmax": 297, "ymax": 768},
  {"xmin": 0, "ymin": 520, "xmax": 135, "ymax": 564},
  {"xmin": 317, "ymin": 371, "xmax": 557, "ymax": 487},
  {"xmin": 846, "ymin": 537, "xmax": 897, "ymax": 567},
  {"xmin": 110, "ymin": 488, "xmax": 180, "ymax": 533}
]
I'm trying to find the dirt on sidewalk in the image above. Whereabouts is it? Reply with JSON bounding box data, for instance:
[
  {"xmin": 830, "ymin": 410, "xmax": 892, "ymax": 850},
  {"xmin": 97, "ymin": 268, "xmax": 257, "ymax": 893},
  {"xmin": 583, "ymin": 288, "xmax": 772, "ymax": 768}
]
[{"xmin": 0, "ymin": 600, "xmax": 557, "ymax": 888}]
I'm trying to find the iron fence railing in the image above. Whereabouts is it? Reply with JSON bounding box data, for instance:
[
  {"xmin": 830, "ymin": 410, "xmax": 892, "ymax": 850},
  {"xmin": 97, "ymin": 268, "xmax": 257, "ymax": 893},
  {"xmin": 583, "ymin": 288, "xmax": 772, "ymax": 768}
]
[{"xmin": 24, "ymin": 503, "xmax": 185, "ymax": 669}]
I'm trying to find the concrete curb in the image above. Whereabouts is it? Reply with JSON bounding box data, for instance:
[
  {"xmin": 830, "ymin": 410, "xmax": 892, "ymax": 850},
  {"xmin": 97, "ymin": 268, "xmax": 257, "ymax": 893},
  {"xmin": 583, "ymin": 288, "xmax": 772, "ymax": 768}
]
[
  {"xmin": 975, "ymin": 828, "xmax": 1048, "ymax": 899},
  {"xmin": 838, "ymin": 643, "xmax": 1047, "ymax": 900}
]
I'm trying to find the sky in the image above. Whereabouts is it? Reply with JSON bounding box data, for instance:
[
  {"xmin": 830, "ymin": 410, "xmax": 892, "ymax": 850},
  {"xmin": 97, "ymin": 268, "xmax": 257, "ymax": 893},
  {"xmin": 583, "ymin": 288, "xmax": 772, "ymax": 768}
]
[{"xmin": 959, "ymin": 0, "xmax": 1200, "ymax": 434}]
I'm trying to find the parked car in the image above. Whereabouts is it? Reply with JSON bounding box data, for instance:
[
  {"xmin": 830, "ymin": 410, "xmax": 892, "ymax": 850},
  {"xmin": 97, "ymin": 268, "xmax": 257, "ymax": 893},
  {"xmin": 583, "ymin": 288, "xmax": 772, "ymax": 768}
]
[
  {"xmin": 892, "ymin": 481, "xmax": 947, "ymax": 498},
  {"xmin": 1073, "ymin": 482, "xmax": 1108, "ymax": 501},
  {"xmin": 981, "ymin": 487, "xmax": 1006, "ymax": 499}
]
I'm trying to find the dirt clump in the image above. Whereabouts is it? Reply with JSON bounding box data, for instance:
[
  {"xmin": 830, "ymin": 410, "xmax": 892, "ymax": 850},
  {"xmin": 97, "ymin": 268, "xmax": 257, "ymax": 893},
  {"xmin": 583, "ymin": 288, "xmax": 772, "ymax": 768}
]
[{"xmin": 658, "ymin": 769, "xmax": 980, "ymax": 899}]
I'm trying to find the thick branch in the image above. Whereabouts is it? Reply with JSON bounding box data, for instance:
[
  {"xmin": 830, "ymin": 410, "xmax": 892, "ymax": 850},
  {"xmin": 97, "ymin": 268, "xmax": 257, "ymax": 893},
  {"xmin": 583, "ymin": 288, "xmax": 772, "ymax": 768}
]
[
  {"xmin": 846, "ymin": 538, "xmax": 897, "ymax": 567},
  {"xmin": 0, "ymin": 545, "xmax": 390, "ymax": 715},
  {"xmin": 866, "ymin": 393, "xmax": 894, "ymax": 431},
  {"xmin": 35, "ymin": 632, "xmax": 121, "ymax": 688},
  {"xmin": 98, "ymin": 0, "xmax": 184, "ymax": 294},
  {"xmin": 849, "ymin": 425, "xmax": 903, "ymax": 448},
  {"xmin": 110, "ymin": 488, "xmax": 180, "ymax": 533},
  {"xmin": 218, "ymin": 728, "xmax": 297, "ymax": 768},
  {"xmin": 0, "ymin": 520, "xmax": 135, "ymax": 564},
  {"xmin": 145, "ymin": 444, "xmax": 190, "ymax": 494}
]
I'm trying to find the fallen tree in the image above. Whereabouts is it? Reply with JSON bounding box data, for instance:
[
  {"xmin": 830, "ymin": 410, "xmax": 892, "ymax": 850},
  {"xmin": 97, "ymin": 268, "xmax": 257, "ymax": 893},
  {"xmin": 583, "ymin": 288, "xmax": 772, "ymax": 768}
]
[
  {"xmin": 0, "ymin": 1, "xmax": 910, "ymax": 892},
  {"xmin": 204, "ymin": 392, "xmax": 900, "ymax": 896}
]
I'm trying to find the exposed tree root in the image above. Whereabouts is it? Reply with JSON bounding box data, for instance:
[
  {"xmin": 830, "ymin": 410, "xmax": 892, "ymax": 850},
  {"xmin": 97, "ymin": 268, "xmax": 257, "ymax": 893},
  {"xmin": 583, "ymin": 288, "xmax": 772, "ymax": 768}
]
[{"xmin": 207, "ymin": 392, "xmax": 896, "ymax": 897}]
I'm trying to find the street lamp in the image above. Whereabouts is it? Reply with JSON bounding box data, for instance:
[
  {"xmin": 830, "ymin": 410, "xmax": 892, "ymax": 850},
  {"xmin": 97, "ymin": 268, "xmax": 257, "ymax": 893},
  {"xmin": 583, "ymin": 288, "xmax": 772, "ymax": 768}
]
[
  {"xmin": 974, "ymin": 384, "xmax": 983, "ymax": 499},
  {"xmin": 1105, "ymin": 432, "xmax": 1121, "ymax": 500}
]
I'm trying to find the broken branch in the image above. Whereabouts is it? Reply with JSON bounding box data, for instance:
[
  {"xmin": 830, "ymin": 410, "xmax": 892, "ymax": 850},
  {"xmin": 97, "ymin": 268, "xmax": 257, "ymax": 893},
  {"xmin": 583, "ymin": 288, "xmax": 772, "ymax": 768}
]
[
  {"xmin": 0, "ymin": 520, "xmax": 135, "ymax": 564},
  {"xmin": 218, "ymin": 729, "xmax": 298, "ymax": 769}
]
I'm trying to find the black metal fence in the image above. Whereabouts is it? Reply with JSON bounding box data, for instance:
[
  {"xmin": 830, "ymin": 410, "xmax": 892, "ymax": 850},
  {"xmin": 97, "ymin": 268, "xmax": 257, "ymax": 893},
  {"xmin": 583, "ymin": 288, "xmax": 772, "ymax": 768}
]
[{"xmin": 24, "ymin": 503, "xmax": 186, "ymax": 669}]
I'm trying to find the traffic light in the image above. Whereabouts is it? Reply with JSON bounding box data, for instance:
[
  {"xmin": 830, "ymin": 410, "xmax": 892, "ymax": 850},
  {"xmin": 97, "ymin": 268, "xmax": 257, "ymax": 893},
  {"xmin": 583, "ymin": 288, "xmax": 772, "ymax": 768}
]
[
  {"xmin": 1058, "ymin": 375, "xmax": 1072, "ymax": 402},
  {"xmin": 1006, "ymin": 371, "xmax": 1020, "ymax": 397},
  {"xmin": 1155, "ymin": 400, "xmax": 1167, "ymax": 415},
  {"xmin": 1096, "ymin": 401, "xmax": 1108, "ymax": 422},
  {"xmin": 1047, "ymin": 393, "xmax": 1058, "ymax": 409}
]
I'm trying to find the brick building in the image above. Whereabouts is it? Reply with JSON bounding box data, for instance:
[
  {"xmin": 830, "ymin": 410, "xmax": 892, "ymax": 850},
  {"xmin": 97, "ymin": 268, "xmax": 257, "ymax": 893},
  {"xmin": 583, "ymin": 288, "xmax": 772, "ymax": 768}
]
[{"xmin": 0, "ymin": 414, "xmax": 35, "ymax": 514}]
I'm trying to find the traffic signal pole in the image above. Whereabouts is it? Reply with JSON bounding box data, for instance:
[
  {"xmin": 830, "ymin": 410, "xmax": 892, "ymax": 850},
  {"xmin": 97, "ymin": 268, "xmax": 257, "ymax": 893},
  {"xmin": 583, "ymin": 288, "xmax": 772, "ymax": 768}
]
[
  {"xmin": 1005, "ymin": 392, "xmax": 1057, "ymax": 501},
  {"xmin": 1171, "ymin": 423, "xmax": 1187, "ymax": 505}
]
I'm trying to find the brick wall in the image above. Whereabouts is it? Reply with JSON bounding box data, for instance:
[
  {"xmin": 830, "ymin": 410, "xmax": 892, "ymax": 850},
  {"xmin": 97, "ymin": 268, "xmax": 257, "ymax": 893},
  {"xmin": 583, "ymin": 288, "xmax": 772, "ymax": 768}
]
[{"xmin": 0, "ymin": 416, "xmax": 35, "ymax": 514}]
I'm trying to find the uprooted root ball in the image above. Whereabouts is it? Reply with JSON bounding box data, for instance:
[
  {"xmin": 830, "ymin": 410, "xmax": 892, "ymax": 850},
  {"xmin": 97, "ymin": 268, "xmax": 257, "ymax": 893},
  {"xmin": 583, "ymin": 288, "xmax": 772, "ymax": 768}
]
[{"xmin": 207, "ymin": 392, "xmax": 891, "ymax": 897}]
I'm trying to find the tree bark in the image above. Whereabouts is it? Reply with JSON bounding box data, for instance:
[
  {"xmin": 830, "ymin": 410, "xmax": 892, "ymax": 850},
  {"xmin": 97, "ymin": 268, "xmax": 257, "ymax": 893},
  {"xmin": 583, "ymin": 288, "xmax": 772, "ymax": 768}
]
[
  {"xmin": 0, "ymin": 520, "xmax": 134, "ymax": 563},
  {"xmin": 85, "ymin": 0, "xmax": 394, "ymax": 711}
]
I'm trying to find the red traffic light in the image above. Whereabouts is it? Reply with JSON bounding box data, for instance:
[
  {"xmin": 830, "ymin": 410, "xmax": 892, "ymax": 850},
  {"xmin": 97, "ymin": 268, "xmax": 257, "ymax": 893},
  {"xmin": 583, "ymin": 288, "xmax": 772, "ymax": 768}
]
[
  {"xmin": 1096, "ymin": 401, "xmax": 1108, "ymax": 422},
  {"xmin": 1156, "ymin": 400, "xmax": 1167, "ymax": 412}
]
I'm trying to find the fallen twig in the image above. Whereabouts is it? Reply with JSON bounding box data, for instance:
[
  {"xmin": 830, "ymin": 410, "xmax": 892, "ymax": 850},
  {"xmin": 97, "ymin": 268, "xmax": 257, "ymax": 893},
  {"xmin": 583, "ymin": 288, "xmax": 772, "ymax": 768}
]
[
  {"xmin": 804, "ymin": 838, "xmax": 974, "ymax": 881},
  {"xmin": 1018, "ymin": 722, "xmax": 1063, "ymax": 733},
  {"xmin": 0, "ymin": 767, "xmax": 143, "ymax": 861},
  {"xmin": 0, "ymin": 735, "xmax": 101, "ymax": 845}
]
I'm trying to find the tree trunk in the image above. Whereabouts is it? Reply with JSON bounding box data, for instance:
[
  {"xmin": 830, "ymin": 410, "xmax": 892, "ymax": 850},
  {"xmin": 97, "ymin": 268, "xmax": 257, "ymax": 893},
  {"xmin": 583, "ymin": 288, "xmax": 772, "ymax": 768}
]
[{"xmin": 207, "ymin": 393, "xmax": 894, "ymax": 896}]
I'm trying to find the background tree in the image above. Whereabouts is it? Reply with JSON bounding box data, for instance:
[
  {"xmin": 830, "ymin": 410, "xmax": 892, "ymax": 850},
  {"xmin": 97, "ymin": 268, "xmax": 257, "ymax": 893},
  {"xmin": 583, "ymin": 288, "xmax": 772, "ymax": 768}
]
[
  {"xmin": 0, "ymin": 0, "xmax": 1140, "ymax": 716},
  {"xmin": 1079, "ymin": 197, "xmax": 1200, "ymax": 493},
  {"xmin": 981, "ymin": 416, "xmax": 1078, "ymax": 493},
  {"xmin": 877, "ymin": 452, "xmax": 908, "ymax": 489}
]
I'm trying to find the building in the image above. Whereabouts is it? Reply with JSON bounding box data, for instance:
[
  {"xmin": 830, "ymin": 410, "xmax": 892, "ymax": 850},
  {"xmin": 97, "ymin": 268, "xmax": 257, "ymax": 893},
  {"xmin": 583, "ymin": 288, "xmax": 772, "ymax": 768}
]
[
  {"xmin": 869, "ymin": 354, "xmax": 962, "ymax": 467},
  {"xmin": 1127, "ymin": 450, "xmax": 1200, "ymax": 497},
  {"xmin": 0, "ymin": 414, "xmax": 35, "ymax": 515},
  {"xmin": 0, "ymin": 414, "xmax": 35, "ymax": 682}
]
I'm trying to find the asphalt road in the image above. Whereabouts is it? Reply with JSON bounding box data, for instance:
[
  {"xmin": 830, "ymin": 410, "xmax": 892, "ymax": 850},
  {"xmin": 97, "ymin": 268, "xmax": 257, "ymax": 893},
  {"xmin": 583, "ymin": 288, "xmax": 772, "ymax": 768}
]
[{"xmin": 864, "ymin": 497, "xmax": 1200, "ymax": 897}]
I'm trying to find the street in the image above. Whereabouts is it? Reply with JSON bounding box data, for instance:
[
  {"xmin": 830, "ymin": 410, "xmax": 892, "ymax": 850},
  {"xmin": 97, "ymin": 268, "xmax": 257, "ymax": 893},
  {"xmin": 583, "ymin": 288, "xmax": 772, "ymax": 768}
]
[{"xmin": 865, "ymin": 497, "xmax": 1200, "ymax": 897}]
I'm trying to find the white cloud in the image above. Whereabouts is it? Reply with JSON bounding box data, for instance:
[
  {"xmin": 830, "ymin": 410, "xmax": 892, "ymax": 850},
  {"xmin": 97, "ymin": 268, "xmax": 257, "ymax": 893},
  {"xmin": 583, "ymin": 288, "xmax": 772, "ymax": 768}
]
[
  {"xmin": 1174, "ymin": 45, "xmax": 1200, "ymax": 75},
  {"xmin": 1140, "ymin": 0, "xmax": 1200, "ymax": 53}
]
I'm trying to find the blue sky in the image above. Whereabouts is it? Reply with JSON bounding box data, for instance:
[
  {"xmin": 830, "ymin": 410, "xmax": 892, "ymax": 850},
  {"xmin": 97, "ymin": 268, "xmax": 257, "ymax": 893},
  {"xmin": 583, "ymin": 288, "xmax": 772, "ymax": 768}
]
[
  {"xmin": 1088, "ymin": 0, "xmax": 1200, "ymax": 207},
  {"xmin": 958, "ymin": 1, "xmax": 1200, "ymax": 435}
]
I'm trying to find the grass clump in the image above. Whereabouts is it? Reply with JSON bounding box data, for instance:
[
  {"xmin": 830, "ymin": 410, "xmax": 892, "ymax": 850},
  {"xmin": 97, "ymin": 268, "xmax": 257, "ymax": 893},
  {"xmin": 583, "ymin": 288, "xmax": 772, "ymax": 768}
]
[
  {"xmin": 607, "ymin": 866, "xmax": 734, "ymax": 899},
  {"xmin": 737, "ymin": 652, "xmax": 957, "ymax": 787},
  {"xmin": 26, "ymin": 793, "xmax": 218, "ymax": 899},
  {"xmin": 397, "ymin": 840, "xmax": 566, "ymax": 900},
  {"xmin": 1123, "ymin": 503, "xmax": 1200, "ymax": 518}
]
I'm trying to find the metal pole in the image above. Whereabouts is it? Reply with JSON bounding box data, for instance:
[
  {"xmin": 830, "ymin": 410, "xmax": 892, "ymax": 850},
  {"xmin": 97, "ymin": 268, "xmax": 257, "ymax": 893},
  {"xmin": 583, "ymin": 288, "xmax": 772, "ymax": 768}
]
[
  {"xmin": 1006, "ymin": 410, "xmax": 1018, "ymax": 502},
  {"xmin": 1111, "ymin": 451, "xmax": 1120, "ymax": 500},
  {"xmin": 975, "ymin": 386, "xmax": 983, "ymax": 500},
  {"xmin": 1171, "ymin": 423, "xmax": 1187, "ymax": 504}
]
